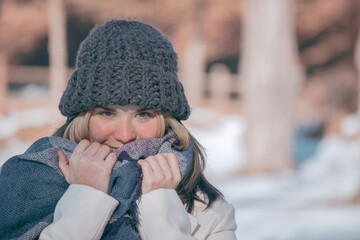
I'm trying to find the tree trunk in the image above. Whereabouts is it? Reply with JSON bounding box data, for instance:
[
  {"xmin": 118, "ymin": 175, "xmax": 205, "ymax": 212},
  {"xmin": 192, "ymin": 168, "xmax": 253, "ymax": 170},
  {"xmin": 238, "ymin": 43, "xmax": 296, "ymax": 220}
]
[
  {"xmin": 352, "ymin": 26, "xmax": 360, "ymax": 204},
  {"xmin": 181, "ymin": 0, "xmax": 206, "ymax": 107},
  {"xmin": 240, "ymin": 0, "xmax": 304, "ymax": 173},
  {"xmin": 48, "ymin": 0, "xmax": 67, "ymax": 127},
  {"xmin": 0, "ymin": 52, "xmax": 8, "ymax": 115},
  {"xmin": 181, "ymin": 24, "xmax": 206, "ymax": 106}
]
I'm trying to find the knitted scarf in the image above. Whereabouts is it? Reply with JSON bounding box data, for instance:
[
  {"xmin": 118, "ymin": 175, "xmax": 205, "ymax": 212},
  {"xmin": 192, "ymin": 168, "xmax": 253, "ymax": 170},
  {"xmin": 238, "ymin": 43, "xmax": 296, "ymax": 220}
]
[{"xmin": 0, "ymin": 131, "xmax": 193, "ymax": 240}]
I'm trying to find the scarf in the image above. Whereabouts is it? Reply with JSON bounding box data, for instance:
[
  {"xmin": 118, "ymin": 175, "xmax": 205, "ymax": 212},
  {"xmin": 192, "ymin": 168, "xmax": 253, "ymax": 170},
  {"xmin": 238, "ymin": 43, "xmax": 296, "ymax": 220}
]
[{"xmin": 0, "ymin": 131, "xmax": 193, "ymax": 240}]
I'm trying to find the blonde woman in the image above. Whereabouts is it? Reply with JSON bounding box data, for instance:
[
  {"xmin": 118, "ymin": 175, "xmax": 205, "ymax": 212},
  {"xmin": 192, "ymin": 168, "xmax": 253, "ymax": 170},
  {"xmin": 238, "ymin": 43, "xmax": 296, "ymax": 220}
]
[{"xmin": 0, "ymin": 20, "xmax": 236, "ymax": 240}]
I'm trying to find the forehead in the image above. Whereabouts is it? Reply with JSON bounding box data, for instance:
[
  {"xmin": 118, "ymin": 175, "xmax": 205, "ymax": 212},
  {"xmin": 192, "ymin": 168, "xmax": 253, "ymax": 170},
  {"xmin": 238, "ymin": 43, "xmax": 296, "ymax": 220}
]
[
  {"xmin": 94, "ymin": 105, "xmax": 159, "ymax": 113},
  {"xmin": 108, "ymin": 105, "xmax": 143, "ymax": 111}
]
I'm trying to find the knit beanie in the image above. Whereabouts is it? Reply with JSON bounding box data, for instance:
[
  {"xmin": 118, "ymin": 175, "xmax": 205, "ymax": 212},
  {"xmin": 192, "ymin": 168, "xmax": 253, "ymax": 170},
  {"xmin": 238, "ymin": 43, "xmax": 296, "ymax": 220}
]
[{"xmin": 59, "ymin": 19, "xmax": 190, "ymax": 120}]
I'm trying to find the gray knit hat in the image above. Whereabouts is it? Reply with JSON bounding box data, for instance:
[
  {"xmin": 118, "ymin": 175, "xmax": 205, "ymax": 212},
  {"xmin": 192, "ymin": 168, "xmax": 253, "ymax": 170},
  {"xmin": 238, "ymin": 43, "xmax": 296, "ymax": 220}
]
[{"xmin": 59, "ymin": 20, "xmax": 190, "ymax": 120}]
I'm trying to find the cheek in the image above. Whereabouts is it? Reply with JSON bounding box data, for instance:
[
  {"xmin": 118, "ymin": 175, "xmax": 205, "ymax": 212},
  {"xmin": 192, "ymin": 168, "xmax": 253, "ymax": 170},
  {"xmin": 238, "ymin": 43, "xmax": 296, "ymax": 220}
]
[
  {"xmin": 88, "ymin": 118, "xmax": 112, "ymax": 142},
  {"xmin": 134, "ymin": 119, "xmax": 160, "ymax": 139}
]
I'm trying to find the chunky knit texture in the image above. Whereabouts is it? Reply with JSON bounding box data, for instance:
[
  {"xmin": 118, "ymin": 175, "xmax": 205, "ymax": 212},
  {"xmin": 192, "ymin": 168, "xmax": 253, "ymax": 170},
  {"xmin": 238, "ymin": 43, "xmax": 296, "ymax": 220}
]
[{"xmin": 59, "ymin": 19, "xmax": 190, "ymax": 120}]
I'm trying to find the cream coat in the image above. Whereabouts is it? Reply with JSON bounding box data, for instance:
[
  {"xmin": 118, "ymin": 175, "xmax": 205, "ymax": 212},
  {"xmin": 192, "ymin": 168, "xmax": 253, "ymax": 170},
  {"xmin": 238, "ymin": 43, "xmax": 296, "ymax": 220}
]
[{"xmin": 40, "ymin": 185, "xmax": 237, "ymax": 240}]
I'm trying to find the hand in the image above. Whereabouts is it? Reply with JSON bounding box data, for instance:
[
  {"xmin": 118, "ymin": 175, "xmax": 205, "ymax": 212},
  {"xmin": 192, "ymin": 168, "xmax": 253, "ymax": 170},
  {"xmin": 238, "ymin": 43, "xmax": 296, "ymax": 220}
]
[
  {"xmin": 58, "ymin": 139, "xmax": 117, "ymax": 193},
  {"xmin": 138, "ymin": 153, "xmax": 181, "ymax": 195}
]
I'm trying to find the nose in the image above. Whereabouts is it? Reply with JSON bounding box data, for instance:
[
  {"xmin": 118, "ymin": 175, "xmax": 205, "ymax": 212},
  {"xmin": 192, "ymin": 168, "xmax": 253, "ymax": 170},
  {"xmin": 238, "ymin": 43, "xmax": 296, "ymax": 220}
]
[{"xmin": 114, "ymin": 118, "xmax": 136, "ymax": 144}]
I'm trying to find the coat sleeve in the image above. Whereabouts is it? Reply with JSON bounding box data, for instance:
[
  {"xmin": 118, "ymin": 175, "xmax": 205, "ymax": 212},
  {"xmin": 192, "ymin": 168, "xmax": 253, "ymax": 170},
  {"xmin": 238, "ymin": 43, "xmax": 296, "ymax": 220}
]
[
  {"xmin": 137, "ymin": 189, "xmax": 237, "ymax": 240},
  {"xmin": 137, "ymin": 189, "xmax": 196, "ymax": 240},
  {"xmin": 39, "ymin": 184, "xmax": 119, "ymax": 240},
  {"xmin": 204, "ymin": 199, "xmax": 237, "ymax": 240}
]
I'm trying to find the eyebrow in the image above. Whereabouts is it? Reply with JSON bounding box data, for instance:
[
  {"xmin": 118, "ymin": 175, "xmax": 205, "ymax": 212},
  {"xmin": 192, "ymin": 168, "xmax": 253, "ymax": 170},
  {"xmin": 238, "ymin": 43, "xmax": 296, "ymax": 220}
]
[{"xmin": 98, "ymin": 106, "xmax": 117, "ymax": 112}]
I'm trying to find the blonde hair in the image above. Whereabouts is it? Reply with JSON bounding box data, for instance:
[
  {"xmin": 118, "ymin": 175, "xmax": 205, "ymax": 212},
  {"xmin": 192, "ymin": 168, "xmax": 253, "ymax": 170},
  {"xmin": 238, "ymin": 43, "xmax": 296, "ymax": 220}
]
[
  {"xmin": 54, "ymin": 108, "xmax": 221, "ymax": 213},
  {"xmin": 163, "ymin": 114, "xmax": 189, "ymax": 149},
  {"xmin": 63, "ymin": 111, "xmax": 92, "ymax": 143}
]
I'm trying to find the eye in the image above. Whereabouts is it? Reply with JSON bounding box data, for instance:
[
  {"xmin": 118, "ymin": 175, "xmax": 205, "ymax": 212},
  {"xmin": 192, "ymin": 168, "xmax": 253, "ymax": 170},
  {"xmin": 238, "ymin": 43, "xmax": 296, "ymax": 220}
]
[
  {"xmin": 136, "ymin": 110, "xmax": 154, "ymax": 119},
  {"xmin": 99, "ymin": 111, "xmax": 115, "ymax": 117}
]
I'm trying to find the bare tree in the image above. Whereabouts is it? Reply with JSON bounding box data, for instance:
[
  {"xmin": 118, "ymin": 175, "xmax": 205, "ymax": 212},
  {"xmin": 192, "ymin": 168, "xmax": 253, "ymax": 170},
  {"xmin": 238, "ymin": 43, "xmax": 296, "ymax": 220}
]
[
  {"xmin": 180, "ymin": 0, "xmax": 207, "ymax": 106},
  {"xmin": 240, "ymin": 0, "xmax": 304, "ymax": 173},
  {"xmin": 48, "ymin": 0, "xmax": 67, "ymax": 126}
]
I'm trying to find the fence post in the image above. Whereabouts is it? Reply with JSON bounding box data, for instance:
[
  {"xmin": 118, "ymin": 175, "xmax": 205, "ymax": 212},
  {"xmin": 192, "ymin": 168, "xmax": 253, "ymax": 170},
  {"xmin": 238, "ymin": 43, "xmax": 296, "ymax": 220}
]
[
  {"xmin": 208, "ymin": 64, "xmax": 233, "ymax": 109},
  {"xmin": 0, "ymin": 52, "xmax": 8, "ymax": 115}
]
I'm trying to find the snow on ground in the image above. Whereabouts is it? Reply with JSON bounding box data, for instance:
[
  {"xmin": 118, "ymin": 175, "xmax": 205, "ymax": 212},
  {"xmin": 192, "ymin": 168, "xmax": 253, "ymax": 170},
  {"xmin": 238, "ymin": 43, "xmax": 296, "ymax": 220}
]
[
  {"xmin": 1, "ymin": 92, "xmax": 360, "ymax": 239},
  {"xmin": 187, "ymin": 109, "xmax": 360, "ymax": 240},
  {"xmin": 0, "ymin": 106, "xmax": 53, "ymax": 166},
  {"xmin": 0, "ymin": 107, "xmax": 52, "ymax": 139}
]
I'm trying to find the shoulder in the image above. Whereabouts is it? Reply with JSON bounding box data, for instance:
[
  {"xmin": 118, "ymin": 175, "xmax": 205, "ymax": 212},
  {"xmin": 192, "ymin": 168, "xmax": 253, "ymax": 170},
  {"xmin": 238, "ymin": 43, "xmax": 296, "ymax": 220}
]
[
  {"xmin": 1, "ymin": 136, "xmax": 74, "ymax": 177},
  {"xmin": 22, "ymin": 136, "xmax": 76, "ymax": 155},
  {"xmin": 190, "ymin": 196, "xmax": 237, "ymax": 238},
  {"xmin": 193, "ymin": 195, "xmax": 235, "ymax": 220},
  {"xmin": 210, "ymin": 197, "xmax": 235, "ymax": 214}
]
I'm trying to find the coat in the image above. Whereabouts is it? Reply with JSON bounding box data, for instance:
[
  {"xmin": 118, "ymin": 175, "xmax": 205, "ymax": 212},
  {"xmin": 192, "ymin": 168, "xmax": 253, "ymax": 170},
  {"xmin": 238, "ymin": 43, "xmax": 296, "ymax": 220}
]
[{"xmin": 39, "ymin": 185, "xmax": 237, "ymax": 240}]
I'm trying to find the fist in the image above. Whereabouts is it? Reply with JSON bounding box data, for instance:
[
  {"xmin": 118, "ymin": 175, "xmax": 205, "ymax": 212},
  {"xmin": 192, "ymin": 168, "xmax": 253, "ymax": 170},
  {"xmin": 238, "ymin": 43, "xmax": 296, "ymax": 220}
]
[
  {"xmin": 138, "ymin": 153, "xmax": 181, "ymax": 194},
  {"xmin": 58, "ymin": 139, "xmax": 117, "ymax": 193}
]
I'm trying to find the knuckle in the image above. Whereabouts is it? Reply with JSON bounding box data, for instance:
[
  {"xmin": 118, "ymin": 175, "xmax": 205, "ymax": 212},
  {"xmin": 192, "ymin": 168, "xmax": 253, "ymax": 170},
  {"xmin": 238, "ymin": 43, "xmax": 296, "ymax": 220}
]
[
  {"xmin": 145, "ymin": 156, "xmax": 155, "ymax": 162},
  {"xmin": 91, "ymin": 142, "xmax": 101, "ymax": 149},
  {"xmin": 109, "ymin": 152, "xmax": 117, "ymax": 160},
  {"xmin": 101, "ymin": 145, "xmax": 110, "ymax": 151},
  {"xmin": 81, "ymin": 152, "xmax": 91, "ymax": 158},
  {"xmin": 139, "ymin": 160, "xmax": 148, "ymax": 167},
  {"xmin": 79, "ymin": 139, "xmax": 90, "ymax": 145},
  {"xmin": 164, "ymin": 152, "xmax": 175, "ymax": 159}
]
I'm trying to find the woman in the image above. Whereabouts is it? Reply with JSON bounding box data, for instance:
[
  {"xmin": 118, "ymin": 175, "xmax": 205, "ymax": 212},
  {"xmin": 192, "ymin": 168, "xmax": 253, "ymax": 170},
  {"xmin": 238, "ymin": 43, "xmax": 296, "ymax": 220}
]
[{"xmin": 0, "ymin": 19, "xmax": 236, "ymax": 239}]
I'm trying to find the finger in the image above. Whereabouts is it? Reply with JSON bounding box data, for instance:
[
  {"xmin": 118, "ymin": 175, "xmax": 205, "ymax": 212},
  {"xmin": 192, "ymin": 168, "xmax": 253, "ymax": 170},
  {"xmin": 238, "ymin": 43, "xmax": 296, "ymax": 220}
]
[
  {"xmin": 155, "ymin": 153, "xmax": 173, "ymax": 176},
  {"xmin": 138, "ymin": 160, "xmax": 153, "ymax": 178},
  {"xmin": 93, "ymin": 145, "xmax": 112, "ymax": 160},
  {"xmin": 138, "ymin": 160, "xmax": 154, "ymax": 194},
  {"xmin": 105, "ymin": 152, "xmax": 117, "ymax": 168},
  {"xmin": 72, "ymin": 139, "xmax": 91, "ymax": 156},
  {"xmin": 85, "ymin": 142, "xmax": 103, "ymax": 157},
  {"xmin": 58, "ymin": 150, "xmax": 70, "ymax": 183},
  {"xmin": 164, "ymin": 153, "xmax": 181, "ymax": 181},
  {"xmin": 145, "ymin": 156, "xmax": 163, "ymax": 177}
]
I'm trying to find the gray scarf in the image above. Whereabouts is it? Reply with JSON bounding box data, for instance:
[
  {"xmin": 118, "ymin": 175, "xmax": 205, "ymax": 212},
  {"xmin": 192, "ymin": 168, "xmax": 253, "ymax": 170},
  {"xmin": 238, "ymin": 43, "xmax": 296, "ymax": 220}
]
[{"xmin": 0, "ymin": 131, "xmax": 193, "ymax": 240}]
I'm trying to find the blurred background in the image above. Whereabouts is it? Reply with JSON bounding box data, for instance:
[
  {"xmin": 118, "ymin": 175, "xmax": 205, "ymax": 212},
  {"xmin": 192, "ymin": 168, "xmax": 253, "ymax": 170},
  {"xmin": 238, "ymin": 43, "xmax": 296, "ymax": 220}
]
[{"xmin": 1, "ymin": 0, "xmax": 360, "ymax": 239}]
